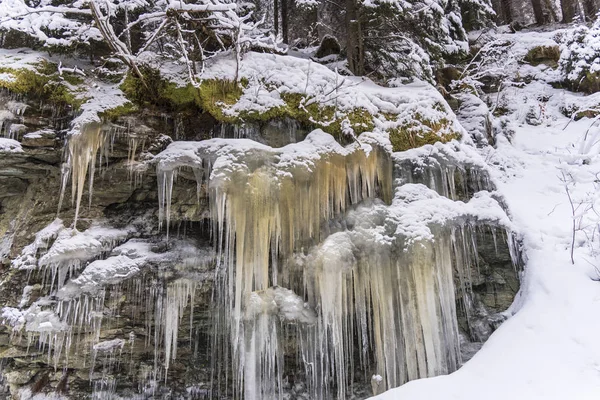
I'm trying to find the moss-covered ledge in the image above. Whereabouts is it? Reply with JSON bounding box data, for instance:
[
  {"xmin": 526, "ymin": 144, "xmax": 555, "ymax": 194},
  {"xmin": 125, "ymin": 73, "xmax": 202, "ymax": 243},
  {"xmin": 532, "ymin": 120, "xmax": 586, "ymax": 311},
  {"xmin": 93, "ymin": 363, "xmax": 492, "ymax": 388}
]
[
  {"xmin": 119, "ymin": 66, "xmax": 461, "ymax": 150},
  {"xmin": 0, "ymin": 61, "xmax": 85, "ymax": 109}
]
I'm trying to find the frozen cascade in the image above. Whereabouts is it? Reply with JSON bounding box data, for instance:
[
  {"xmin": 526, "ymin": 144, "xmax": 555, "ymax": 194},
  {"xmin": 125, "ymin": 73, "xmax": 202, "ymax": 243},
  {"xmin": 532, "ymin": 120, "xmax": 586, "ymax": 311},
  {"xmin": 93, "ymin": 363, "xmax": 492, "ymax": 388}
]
[
  {"xmin": 153, "ymin": 130, "xmax": 518, "ymax": 399},
  {"xmin": 1, "ymin": 216, "xmax": 215, "ymax": 396},
  {"xmin": 91, "ymin": 338, "xmax": 126, "ymax": 399},
  {"xmin": 36, "ymin": 224, "xmax": 131, "ymax": 292},
  {"xmin": 241, "ymin": 287, "xmax": 317, "ymax": 399},
  {"xmin": 393, "ymin": 142, "xmax": 495, "ymax": 201},
  {"xmin": 0, "ymin": 124, "xmax": 521, "ymax": 399},
  {"xmin": 56, "ymin": 120, "xmax": 156, "ymax": 228},
  {"xmin": 254, "ymin": 182, "xmax": 515, "ymax": 399},
  {"xmin": 155, "ymin": 130, "xmax": 393, "ymax": 398}
]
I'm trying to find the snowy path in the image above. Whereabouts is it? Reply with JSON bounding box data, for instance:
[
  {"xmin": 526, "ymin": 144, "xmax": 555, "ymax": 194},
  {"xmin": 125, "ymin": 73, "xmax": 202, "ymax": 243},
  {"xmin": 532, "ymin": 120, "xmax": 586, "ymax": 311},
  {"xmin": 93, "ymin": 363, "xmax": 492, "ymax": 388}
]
[{"xmin": 373, "ymin": 105, "xmax": 600, "ymax": 399}]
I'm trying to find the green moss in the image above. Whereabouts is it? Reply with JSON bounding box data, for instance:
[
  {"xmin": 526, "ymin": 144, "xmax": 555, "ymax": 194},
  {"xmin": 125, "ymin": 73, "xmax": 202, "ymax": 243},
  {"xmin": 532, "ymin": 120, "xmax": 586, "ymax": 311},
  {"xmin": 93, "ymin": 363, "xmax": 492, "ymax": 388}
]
[
  {"xmin": 241, "ymin": 93, "xmax": 375, "ymax": 139},
  {"xmin": 120, "ymin": 66, "xmax": 243, "ymax": 116},
  {"xmin": 493, "ymin": 106, "xmax": 510, "ymax": 117},
  {"xmin": 524, "ymin": 46, "xmax": 561, "ymax": 67},
  {"xmin": 389, "ymin": 116, "xmax": 461, "ymax": 152},
  {"xmin": 577, "ymin": 71, "xmax": 600, "ymax": 94},
  {"xmin": 0, "ymin": 65, "xmax": 84, "ymax": 108},
  {"xmin": 120, "ymin": 66, "xmax": 167, "ymax": 105},
  {"xmin": 197, "ymin": 79, "xmax": 244, "ymax": 121},
  {"xmin": 120, "ymin": 67, "xmax": 375, "ymax": 139},
  {"xmin": 99, "ymin": 102, "xmax": 139, "ymax": 121},
  {"xmin": 35, "ymin": 60, "xmax": 58, "ymax": 75},
  {"xmin": 344, "ymin": 108, "xmax": 376, "ymax": 134},
  {"xmin": 61, "ymin": 74, "xmax": 85, "ymax": 86}
]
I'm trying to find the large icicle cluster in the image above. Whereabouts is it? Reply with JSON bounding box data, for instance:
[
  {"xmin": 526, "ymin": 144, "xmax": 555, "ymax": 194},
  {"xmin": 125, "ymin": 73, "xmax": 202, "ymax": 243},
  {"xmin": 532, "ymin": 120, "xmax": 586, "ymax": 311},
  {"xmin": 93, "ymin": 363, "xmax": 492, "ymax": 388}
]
[
  {"xmin": 155, "ymin": 130, "xmax": 393, "ymax": 398},
  {"xmin": 153, "ymin": 129, "xmax": 517, "ymax": 399}
]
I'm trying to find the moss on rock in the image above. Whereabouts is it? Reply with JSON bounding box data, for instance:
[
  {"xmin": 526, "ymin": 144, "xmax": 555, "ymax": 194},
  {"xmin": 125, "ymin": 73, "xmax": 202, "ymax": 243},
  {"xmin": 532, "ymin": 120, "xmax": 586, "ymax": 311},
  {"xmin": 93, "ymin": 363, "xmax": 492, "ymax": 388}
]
[
  {"xmin": 524, "ymin": 46, "xmax": 560, "ymax": 67},
  {"xmin": 0, "ymin": 61, "xmax": 84, "ymax": 108},
  {"xmin": 99, "ymin": 102, "xmax": 139, "ymax": 121},
  {"xmin": 120, "ymin": 66, "xmax": 459, "ymax": 149},
  {"xmin": 389, "ymin": 114, "xmax": 460, "ymax": 152}
]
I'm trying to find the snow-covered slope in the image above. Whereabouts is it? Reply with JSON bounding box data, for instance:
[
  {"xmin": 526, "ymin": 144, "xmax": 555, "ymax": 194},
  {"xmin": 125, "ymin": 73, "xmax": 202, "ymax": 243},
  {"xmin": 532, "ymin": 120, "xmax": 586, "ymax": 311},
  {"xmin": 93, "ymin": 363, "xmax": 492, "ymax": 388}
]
[{"xmin": 372, "ymin": 29, "xmax": 600, "ymax": 400}]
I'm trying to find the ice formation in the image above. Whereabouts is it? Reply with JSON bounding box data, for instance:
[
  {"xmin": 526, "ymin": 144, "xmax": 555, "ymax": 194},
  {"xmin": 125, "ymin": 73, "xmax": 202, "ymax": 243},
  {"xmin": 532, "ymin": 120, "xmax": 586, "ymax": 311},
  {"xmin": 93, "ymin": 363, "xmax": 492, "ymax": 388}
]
[
  {"xmin": 37, "ymin": 224, "xmax": 131, "ymax": 291},
  {"xmin": 2, "ymin": 227, "xmax": 217, "ymax": 398},
  {"xmin": 58, "ymin": 122, "xmax": 107, "ymax": 227},
  {"xmin": 153, "ymin": 129, "xmax": 517, "ymax": 399},
  {"xmin": 1, "ymin": 113, "xmax": 517, "ymax": 398}
]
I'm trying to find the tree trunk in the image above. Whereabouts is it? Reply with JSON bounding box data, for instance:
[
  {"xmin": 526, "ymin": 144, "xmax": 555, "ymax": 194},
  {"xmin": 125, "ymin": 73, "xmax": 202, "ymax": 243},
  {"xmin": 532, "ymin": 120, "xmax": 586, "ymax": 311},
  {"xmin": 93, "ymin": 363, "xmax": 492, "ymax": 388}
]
[
  {"xmin": 561, "ymin": 0, "xmax": 578, "ymax": 22},
  {"xmin": 281, "ymin": 0, "xmax": 289, "ymax": 43},
  {"xmin": 274, "ymin": 0, "xmax": 279, "ymax": 37},
  {"xmin": 543, "ymin": 0, "xmax": 559, "ymax": 21},
  {"xmin": 346, "ymin": 0, "xmax": 364, "ymax": 75},
  {"xmin": 496, "ymin": 0, "xmax": 513, "ymax": 24},
  {"xmin": 544, "ymin": 0, "xmax": 558, "ymax": 22},
  {"xmin": 582, "ymin": 0, "xmax": 598, "ymax": 20},
  {"xmin": 531, "ymin": 0, "xmax": 552, "ymax": 24}
]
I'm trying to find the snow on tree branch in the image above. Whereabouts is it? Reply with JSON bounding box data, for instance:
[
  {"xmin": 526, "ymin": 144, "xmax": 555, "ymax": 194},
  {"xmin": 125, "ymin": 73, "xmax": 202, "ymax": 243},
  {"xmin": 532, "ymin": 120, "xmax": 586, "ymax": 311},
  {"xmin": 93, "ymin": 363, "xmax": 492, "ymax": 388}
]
[{"xmin": 0, "ymin": 0, "xmax": 277, "ymax": 84}]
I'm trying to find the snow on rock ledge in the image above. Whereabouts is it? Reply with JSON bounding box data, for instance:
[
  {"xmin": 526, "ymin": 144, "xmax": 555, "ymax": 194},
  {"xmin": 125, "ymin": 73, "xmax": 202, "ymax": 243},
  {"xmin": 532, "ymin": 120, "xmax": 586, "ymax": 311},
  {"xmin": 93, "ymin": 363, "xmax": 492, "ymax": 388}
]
[{"xmin": 0, "ymin": 138, "xmax": 23, "ymax": 153}]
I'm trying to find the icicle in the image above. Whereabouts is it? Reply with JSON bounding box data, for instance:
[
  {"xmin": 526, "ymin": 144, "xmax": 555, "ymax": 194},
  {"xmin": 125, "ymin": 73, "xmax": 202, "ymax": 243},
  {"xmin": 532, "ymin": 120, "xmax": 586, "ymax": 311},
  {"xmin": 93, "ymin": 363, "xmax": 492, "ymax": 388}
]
[
  {"xmin": 58, "ymin": 122, "xmax": 106, "ymax": 228},
  {"xmin": 163, "ymin": 279, "xmax": 197, "ymax": 372},
  {"xmin": 157, "ymin": 170, "xmax": 175, "ymax": 239}
]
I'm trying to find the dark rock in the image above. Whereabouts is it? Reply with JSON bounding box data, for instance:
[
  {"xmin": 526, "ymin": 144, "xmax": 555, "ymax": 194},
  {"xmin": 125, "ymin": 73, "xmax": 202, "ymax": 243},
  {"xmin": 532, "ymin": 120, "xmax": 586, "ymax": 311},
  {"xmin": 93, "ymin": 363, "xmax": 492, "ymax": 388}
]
[{"xmin": 314, "ymin": 35, "xmax": 341, "ymax": 59}]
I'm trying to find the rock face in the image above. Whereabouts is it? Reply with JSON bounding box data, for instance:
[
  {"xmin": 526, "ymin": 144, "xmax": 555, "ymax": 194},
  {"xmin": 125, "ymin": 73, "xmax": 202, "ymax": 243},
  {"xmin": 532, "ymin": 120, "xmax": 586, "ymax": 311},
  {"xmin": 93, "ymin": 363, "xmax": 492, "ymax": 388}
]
[{"xmin": 0, "ymin": 92, "xmax": 521, "ymax": 399}]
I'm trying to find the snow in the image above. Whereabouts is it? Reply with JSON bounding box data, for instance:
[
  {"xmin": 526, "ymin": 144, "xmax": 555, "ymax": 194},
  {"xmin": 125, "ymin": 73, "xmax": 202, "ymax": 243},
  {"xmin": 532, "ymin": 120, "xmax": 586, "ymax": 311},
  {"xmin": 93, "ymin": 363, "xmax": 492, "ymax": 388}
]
[
  {"xmin": 1, "ymin": 307, "xmax": 25, "ymax": 329},
  {"xmin": 245, "ymin": 287, "xmax": 317, "ymax": 324},
  {"xmin": 0, "ymin": 48, "xmax": 129, "ymax": 133},
  {"xmin": 559, "ymin": 21, "xmax": 600, "ymax": 84},
  {"xmin": 0, "ymin": 48, "xmax": 50, "ymax": 72},
  {"xmin": 69, "ymin": 80, "xmax": 129, "ymax": 132},
  {"xmin": 0, "ymin": 0, "xmax": 99, "ymax": 47},
  {"xmin": 0, "ymin": 72, "xmax": 16, "ymax": 83},
  {"xmin": 58, "ymin": 255, "xmax": 146, "ymax": 298},
  {"xmin": 0, "ymin": 137, "xmax": 23, "ymax": 153},
  {"xmin": 198, "ymin": 51, "xmax": 463, "ymax": 138},
  {"xmin": 1, "ymin": 17, "xmax": 599, "ymax": 399},
  {"xmin": 18, "ymin": 388, "xmax": 67, "ymax": 400},
  {"xmin": 56, "ymin": 238, "xmax": 214, "ymax": 300},
  {"xmin": 12, "ymin": 218, "xmax": 64, "ymax": 270},
  {"xmin": 23, "ymin": 130, "xmax": 47, "ymax": 140},
  {"xmin": 39, "ymin": 224, "xmax": 131, "ymax": 268},
  {"xmin": 371, "ymin": 28, "xmax": 600, "ymax": 400},
  {"xmin": 155, "ymin": 129, "xmax": 385, "ymax": 175},
  {"xmin": 93, "ymin": 338, "xmax": 126, "ymax": 352}
]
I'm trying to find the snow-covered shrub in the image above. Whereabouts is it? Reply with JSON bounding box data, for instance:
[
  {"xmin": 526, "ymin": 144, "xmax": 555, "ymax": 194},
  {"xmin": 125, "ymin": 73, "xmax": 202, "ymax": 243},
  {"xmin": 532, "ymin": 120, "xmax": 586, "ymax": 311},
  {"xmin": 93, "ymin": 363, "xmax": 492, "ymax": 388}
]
[
  {"xmin": 559, "ymin": 19, "xmax": 600, "ymax": 93},
  {"xmin": 451, "ymin": 39, "xmax": 516, "ymax": 96}
]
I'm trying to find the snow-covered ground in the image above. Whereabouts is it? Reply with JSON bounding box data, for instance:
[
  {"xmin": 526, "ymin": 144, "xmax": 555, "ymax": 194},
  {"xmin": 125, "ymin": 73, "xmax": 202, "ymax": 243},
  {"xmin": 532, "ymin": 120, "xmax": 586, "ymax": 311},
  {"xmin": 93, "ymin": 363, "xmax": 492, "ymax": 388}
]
[{"xmin": 372, "ymin": 33, "xmax": 600, "ymax": 400}]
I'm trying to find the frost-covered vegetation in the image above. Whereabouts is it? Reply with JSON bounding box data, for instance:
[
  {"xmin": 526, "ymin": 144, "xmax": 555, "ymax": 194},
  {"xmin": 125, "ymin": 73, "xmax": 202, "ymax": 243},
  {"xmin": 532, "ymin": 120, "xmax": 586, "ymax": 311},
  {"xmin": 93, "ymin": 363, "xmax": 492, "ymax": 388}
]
[{"xmin": 560, "ymin": 19, "xmax": 600, "ymax": 93}]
